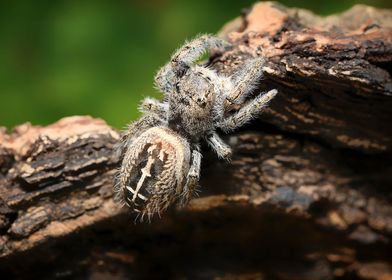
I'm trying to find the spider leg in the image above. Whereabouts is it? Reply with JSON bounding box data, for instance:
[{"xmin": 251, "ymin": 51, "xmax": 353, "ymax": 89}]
[
  {"xmin": 154, "ymin": 63, "xmax": 176, "ymax": 96},
  {"xmin": 180, "ymin": 148, "xmax": 202, "ymax": 206},
  {"xmin": 138, "ymin": 97, "xmax": 169, "ymax": 119},
  {"xmin": 154, "ymin": 34, "xmax": 230, "ymax": 95},
  {"xmin": 219, "ymin": 89, "xmax": 277, "ymax": 132},
  {"xmin": 206, "ymin": 132, "xmax": 232, "ymax": 161},
  {"xmin": 171, "ymin": 34, "xmax": 229, "ymax": 76},
  {"xmin": 225, "ymin": 58, "xmax": 265, "ymax": 105}
]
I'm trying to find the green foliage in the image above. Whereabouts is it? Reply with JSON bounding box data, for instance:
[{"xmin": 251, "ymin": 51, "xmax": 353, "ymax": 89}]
[{"xmin": 0, "ymin": 0, "xmax": 391, "ymax": 129}]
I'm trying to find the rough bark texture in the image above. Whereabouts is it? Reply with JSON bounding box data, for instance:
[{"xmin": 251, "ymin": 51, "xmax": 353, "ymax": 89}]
[{"xmin": 1, "ymin": 2, "xmax": 392, "ymax": 280}]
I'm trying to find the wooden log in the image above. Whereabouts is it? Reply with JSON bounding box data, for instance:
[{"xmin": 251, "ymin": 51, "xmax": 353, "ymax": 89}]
[
  {"xmin": 0, "ymin": 116, "xmax": 121, "ymax": 256},
  {"xmin": 0, "ymin": 2, "xmax": 391, "ymax": 279},
  {"xmin": 216, "ymin": 2, "xmax": 392, "ymax": 154}
]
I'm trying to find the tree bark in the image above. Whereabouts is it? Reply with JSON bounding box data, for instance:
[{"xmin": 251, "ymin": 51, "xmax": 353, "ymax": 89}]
[{"xmin": 1, "ymin": 2, "xmax": 392, "ymax": 279}]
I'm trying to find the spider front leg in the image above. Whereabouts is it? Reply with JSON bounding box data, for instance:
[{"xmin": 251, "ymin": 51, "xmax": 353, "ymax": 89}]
[
  {"xmin": 219, "ymin": 89, "xmax": 278, "ymax": 132},
  {"xmin": 226, "ymin": 58, "xmax": 265, "ymax": 105},
  {"xmin": 180, "ymin": 148, "xmax": 202, "ymax": 206},
  {"xmin": 207, "ymin": 132, "xmax": 232, "ymax": 161},
  {"xmin": 154, "ymin": 63, "xmax": 176, "ymax": 96},
  {"xmin": 171, "ymin": 34, "xmax": 229, "ymax": 76},
  {"xmin": 154, "ymin": 35, "xmax": 230, "ymax": 95}
]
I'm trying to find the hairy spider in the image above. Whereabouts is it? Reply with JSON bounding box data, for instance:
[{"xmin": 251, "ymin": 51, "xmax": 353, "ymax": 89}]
[{"xmin": 114, "ymin": 34, "xmax": 277, "ymax": 221}]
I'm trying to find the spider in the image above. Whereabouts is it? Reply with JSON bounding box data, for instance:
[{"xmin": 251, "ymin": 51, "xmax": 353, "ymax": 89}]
[{"xmin": 114, "ymin": 34, "xmax": 277, "ymax": 221}]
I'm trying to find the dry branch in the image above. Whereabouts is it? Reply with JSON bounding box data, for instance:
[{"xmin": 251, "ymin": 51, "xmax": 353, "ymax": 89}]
[{"xmin": 1, "ymin": 2, "xmax": 392, "ymax": 279}]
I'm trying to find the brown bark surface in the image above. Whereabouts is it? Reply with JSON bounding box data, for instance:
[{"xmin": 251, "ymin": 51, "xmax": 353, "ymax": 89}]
[{"xmin": 1, "ymin": 2, "xmax": 392, "ymax": 279}]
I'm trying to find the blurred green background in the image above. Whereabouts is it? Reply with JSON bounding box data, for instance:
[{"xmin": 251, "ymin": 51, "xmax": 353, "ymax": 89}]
[{"xmin": 1, "ymin": 0, "xmax": 391, "ymax": 129}]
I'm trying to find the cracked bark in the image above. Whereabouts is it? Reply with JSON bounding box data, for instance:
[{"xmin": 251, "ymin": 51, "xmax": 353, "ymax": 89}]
[{"xmin": 1, "ymin": 2, "xmax": 392, "ymax": 280}]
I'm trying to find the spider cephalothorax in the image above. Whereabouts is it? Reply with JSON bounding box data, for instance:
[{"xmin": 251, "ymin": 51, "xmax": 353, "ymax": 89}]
[{"xmin": 114, "ymin": 34, "xmax": 277, "ymax": 221}]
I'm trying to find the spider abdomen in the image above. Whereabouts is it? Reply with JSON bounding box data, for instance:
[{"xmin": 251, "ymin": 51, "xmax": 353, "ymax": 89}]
[{"xmin": 115, "ymin": 127, "xmax": 191, "ymax": 218}]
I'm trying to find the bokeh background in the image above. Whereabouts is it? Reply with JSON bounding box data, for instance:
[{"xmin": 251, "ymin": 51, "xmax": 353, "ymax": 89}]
[{"xmin": 1, "ymin": 0, "xmax": 391, "ymax": 129}]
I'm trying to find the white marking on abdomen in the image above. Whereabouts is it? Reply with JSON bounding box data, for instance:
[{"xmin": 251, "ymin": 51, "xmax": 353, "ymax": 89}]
[
  {"xmin": 132, "ymin": 146, "xmax": 156, "ymax": 202},
  {"xmin": 127, "ymin": 186, "xmax": 148, "ymax": 200}
]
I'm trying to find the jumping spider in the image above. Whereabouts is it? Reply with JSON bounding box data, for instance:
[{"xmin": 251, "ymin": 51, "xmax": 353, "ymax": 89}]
[{"xmin": 114, "ymin": 34, "xmax": 277, "ymax": 221}]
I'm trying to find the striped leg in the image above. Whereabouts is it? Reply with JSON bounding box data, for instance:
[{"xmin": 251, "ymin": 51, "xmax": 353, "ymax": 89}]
[{"xmin": 220, "ymin": 89, "xmax": 277, "ymax": 132}]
